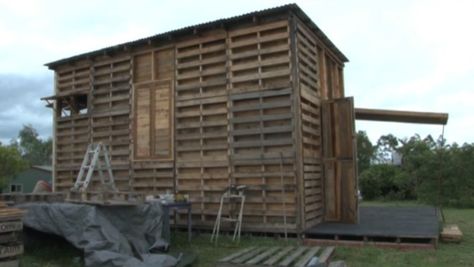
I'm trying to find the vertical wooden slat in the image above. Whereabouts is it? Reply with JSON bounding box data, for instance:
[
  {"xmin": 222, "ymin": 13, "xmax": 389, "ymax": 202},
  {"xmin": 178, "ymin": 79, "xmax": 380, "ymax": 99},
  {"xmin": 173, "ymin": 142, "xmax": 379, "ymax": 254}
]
[
  {"xmin": 321, "ymin": 97, "xmax": 357, "ymax": 223},
  {"xmin": 135, "ymin": 87, "xmax": 151, "ymax": 157},
  {"xmin": 289, "ymin": 14, "xmax": 304, "ymax": 232}
]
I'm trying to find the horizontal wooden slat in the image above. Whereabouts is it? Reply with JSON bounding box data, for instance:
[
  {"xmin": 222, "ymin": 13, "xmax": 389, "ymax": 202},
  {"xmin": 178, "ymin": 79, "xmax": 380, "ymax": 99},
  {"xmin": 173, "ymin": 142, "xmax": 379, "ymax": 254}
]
[{"xmin": 355, "ymin": 107, "xmax": 448, "ymax": 125}]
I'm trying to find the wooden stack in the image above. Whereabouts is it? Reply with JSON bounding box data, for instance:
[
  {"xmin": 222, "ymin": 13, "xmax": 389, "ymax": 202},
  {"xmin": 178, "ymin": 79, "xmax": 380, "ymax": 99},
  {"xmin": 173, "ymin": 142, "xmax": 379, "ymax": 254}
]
[
  {"xmin": 0, "ymin": 202, "xmax": 25, "ymax": 267},
  {"xmin": 441, "ymin": 224, "xmax": 463, "ymax": 243}
]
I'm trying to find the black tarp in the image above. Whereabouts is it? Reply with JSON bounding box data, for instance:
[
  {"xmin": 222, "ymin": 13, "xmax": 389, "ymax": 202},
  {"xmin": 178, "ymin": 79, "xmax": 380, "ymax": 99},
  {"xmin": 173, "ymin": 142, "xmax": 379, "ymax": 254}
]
[{"xmin": 19, "ymin": 202, "xmax": 177, "ymax": 267}]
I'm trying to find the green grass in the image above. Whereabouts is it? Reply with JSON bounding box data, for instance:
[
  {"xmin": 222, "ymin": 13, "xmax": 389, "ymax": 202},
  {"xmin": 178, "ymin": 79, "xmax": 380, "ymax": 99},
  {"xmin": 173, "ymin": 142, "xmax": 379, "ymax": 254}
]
[
  {"xmin": 20, "ymin": 230, "xmax": 83, "ymax": 267},
  {"xmin": 19, "ymin": 202, "xmax": 474, "ymax": 266}
]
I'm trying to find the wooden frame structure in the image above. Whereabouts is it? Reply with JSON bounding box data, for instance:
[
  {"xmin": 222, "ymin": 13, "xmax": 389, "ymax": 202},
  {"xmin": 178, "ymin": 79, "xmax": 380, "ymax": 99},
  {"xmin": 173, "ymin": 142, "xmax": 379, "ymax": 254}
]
[{"xmin": 43, "ymin": 4, "xmax": 358, "ymax": 233}]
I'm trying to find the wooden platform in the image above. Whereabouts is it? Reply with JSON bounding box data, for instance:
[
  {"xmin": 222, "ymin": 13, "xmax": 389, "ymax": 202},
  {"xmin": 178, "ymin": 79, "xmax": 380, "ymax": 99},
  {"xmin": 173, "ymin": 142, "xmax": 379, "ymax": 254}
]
[
  {"xmin": 304, "ymin": 206, "xmax": 440, "ymax": 249},
  {"xmin": 216, "ymin": 246, "xmax": 335, "ymax": 267}
]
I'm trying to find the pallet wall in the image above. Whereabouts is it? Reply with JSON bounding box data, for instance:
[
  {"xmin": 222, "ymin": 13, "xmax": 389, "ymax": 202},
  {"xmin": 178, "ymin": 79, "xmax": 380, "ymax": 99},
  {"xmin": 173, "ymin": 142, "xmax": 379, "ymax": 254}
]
[
  {"xmin": 174, "ymin": 31, "xmax": 229, "ymax": 226},
  {"xmin": 91, "ymin": 55, "xmax": 132, "ymax": 191},
  {"xmin": 51, "ymin": 14, "xmax": 350, "ymax": 232},
  {"xmin": 131, "ymin": 47, "xmax": 175, "ymax": 195},
  {"xmin": 54, "ymin": 61, "xmax": 92, "ymax": 191},
  {"xmin": 229, "ymin": 20, "xmax": 296, "ymax": 231},
  {"xmin": 53, "ymin": 55, "xmax": 134, "ymax": 192},
  {"xmin": 172, "ymin": 19, "xmax": 298, "ymax": 231},
  {"xmin": 295, "ymin": 21, "xmax": 325, "ymax": 229},
  {"xmin": 293, "ymin": 17, "xmax": 356, "ymax": 224}
]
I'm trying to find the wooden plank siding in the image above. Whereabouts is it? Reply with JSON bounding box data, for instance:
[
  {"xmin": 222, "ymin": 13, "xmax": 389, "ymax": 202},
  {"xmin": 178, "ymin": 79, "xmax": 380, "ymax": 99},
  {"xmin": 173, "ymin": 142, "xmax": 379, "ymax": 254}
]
[
  {"xmin": 49, "ymin": 6, "xmax": 353, "ymax": 232},
  {"xmin": 294, "ymin": 19, "xmax": 324, "ymax": 229}
]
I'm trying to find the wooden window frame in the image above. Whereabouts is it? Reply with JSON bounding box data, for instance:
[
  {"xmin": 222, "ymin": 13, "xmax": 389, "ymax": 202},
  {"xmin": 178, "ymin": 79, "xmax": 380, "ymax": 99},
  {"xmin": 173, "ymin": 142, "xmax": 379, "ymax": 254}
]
[
  {"xmin": 132, "ymin": 48, "xmax": 174, "ymax": 161},
  {"xmin": 10, "ymin": 184, "xmax": 23, "ymax": 193},
  {"xmin": 133, "ymin": 81, "xmax": 173, "ymax": 160}
]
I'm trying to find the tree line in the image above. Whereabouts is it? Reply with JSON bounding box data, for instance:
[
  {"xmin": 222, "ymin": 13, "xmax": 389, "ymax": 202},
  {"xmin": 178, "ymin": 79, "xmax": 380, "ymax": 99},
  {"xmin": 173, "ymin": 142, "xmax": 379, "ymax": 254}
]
[
  {"xmin": 0, "ymin": 125, "xmax": 52, "ymax": 188},
  {"xmin": 357, "ymin": 131, "xmax": 474, "ymax": 208}
]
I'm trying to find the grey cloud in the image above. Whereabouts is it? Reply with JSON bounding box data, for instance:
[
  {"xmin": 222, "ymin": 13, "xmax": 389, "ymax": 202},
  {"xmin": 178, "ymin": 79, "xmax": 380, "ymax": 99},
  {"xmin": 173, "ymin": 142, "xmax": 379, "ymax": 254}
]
[{"xmin": 0, "ymin": 74, "xmax": 53, "ymax": 142}]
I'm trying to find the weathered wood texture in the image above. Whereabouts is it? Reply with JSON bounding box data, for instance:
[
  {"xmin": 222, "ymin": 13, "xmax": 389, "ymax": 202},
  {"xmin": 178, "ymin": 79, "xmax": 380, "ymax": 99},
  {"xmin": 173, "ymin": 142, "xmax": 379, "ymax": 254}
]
[
  {"xmin": 174, "ymin": 20, "xmax": 297, "ymax": 230},
  {"xmin": 321, "ymin": 98, "xmax": 358, "ymax": 223},
  {"xmin": 0, "ymin": 203, "xmax": 25, "ymax": 265},
  {"xmin": 295, "ymin": 19, "xmax": 324, "ymax": 230},
  {"xmin": 49, "ymin": 10, "xmax": 351, "ymax": 232},
  {"xmin": 216, "ymin": 246, "xmax": 335, "ymax": 267},
  {"xmin": 54, "ymin": 55, "xmax": 133, "ymax": 192},
  {"xmin": 354, "ymin": 108, "xmax": 449, "ymax": 125}
]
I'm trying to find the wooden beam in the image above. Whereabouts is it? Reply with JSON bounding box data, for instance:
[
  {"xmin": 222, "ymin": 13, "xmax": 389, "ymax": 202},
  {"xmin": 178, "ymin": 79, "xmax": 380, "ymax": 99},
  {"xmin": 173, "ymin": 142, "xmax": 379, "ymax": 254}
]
[{"xmin": 355, "ymin": 108, "xmax": 448, "ymax": 125}]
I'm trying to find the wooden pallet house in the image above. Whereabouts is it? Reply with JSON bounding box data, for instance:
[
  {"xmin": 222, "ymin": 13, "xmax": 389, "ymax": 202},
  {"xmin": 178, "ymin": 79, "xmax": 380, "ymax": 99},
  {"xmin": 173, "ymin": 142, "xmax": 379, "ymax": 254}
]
[{"xmin": 43, "ymin": 4, "xmax": 359, "ymax": 233}]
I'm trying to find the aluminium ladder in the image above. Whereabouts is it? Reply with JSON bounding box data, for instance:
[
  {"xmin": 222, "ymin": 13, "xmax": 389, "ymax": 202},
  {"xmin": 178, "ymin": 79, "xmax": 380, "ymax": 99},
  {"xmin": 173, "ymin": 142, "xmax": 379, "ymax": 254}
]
[
  {"xmin": 71, "ymin": 142, "xmax": 117, "ymax": 192},
  {"xmin": 211, "ymin": 185, "xmax": 246, "ymax": 244}
]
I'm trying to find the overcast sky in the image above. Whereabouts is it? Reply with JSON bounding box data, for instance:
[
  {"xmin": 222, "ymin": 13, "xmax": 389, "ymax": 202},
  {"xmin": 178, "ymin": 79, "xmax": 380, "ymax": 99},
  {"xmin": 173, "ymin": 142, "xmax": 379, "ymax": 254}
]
[{"xmin": 0, "ymin": 0, "xmax": 472, "ymax": 145}]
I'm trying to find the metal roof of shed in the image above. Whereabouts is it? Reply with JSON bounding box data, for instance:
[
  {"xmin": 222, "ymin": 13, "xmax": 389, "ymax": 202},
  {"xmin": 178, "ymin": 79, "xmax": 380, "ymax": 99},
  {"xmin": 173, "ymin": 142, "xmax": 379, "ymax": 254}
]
[{"xmin": 45, "ymin": 3, "xmax": 348, "ymax": 69}]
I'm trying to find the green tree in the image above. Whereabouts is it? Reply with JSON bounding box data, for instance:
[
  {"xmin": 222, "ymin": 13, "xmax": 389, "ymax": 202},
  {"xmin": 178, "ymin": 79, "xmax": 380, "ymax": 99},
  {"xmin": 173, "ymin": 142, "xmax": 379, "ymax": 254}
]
[
  {"xmin": 0, "ymin": 145, "xmax": 27, "ymax": 189},
  {"xmin": 356, "ymin": 131, "xmax": 375, "ymax": 174},
  {"xmin": 12, "ymin": 125, "xmax": 52, "ymax": 166},
  {"xmin": 375, "ymin": 134, "xmax": 399, "ymax": 163},
  {"xmin": 359, "ymin": 164, "xmax": 414, "ymax": 201}
]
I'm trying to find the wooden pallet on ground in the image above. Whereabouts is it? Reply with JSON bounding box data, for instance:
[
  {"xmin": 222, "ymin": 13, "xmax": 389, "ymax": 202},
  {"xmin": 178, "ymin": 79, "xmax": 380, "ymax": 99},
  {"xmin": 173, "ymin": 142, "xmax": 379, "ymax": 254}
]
[
  {"xmin": 0, "ymin": 244, "xmax": 23, "ymax": 259},
  {"xmin": 66, "ymin": 191, "xmax": 145, "ymax": 206},
  {"xmin": 441, "ymin": 224, "xmax": 462, "ymax": 243},
  {"xmin": 0, "ymin": 193, "xmax": 65, "ymax": 204},
  {"xmin": 216, "ymin": 246, "xmax": 335, "ymax": 267},
  {"xmin": 0, "ymin": 208, "xmax": 26, "ymax": 222},
  {"xmin": 0, "ymin": 202, "xmax": 25, "ymax": 267}
]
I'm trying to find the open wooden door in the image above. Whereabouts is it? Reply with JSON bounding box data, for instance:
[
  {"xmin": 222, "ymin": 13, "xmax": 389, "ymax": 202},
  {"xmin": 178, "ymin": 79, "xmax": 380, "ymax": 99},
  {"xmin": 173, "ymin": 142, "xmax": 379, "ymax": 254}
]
[{"xmin": 321, "ymin": 97, "xmax": 358, "ymax": 223}]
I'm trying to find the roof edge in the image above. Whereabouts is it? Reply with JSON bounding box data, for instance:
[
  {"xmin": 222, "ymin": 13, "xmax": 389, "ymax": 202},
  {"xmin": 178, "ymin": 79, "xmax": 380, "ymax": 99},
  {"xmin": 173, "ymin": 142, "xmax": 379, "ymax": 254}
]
[{"xmin": 45, "ymin": 4, "xmax": 348, "ymax": 69}]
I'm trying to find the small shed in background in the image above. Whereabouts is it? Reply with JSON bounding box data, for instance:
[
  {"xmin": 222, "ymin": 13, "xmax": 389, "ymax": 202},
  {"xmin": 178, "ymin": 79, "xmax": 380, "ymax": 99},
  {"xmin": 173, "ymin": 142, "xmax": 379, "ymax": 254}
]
[{"xmin": 3, "ymin": 166, "xmax": 52, "ymax": 193}]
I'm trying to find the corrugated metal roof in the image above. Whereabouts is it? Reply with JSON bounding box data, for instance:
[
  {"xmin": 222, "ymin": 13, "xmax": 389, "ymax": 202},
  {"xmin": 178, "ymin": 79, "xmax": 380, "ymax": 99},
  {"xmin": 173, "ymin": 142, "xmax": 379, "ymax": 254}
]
[
  {"xmin": 45, "ymin": 3, "xmax": 348, "ymax": 68},
  {"xmin": 32, "ymin": 165, "xmax": 53, "ymax": 172}
]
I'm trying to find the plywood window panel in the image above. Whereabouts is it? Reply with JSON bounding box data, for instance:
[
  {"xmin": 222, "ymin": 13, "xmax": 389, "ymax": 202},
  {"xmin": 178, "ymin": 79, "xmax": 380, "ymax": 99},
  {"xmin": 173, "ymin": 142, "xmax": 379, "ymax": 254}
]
[
  {"xmin": 133, "ymin": 47, "xmax": 174, "ymax": 160},
  {"xmin": 134, "ymin": 53, "xmax": 153, "ymax": 83},
  {"xmin": 154, "ymin": 49, "xmax": 174, "ymax": 81},
  {"xmin": 135, "ymin": 86, "xmax": 151, "ymax": 157},
  {"xmin": 321, "ymin": 97, "xmax": 357, "ymax": 223},
  {"xmin": 134, "ymin": 81, "xmax": 172, "ymax": 159},
  {"xmin": 153, "ymin": 83, "xmax": 172, "ymax": 158}
]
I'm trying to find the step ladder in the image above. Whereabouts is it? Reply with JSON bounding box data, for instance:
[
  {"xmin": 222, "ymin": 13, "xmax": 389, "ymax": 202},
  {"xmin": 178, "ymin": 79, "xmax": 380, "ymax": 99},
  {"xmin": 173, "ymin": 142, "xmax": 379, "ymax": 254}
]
[
  {"xmin": 71, "ymin": 143, "xmax": 117, "ymax": 193},
  {"xmin": 211, "ymin": 185, "xmax": 246, "ymax": 244}
]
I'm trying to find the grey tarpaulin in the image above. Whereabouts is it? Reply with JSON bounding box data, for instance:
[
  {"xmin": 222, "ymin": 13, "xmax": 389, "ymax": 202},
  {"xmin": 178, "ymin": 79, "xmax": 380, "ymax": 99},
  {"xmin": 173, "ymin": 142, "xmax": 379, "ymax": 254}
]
[{"xmin": 18, "ymin": 202, "xmax": 178, "ymax": 267}]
